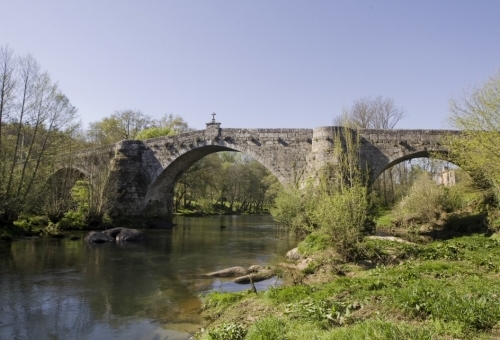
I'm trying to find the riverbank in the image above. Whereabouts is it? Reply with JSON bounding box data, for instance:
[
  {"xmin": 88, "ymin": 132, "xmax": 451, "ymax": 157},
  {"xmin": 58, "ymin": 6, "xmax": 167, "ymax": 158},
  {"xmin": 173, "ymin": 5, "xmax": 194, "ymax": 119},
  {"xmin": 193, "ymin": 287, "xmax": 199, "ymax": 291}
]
[{"xmin": 197, "ymin": 232, "xmax": 500, "ymax": 339}]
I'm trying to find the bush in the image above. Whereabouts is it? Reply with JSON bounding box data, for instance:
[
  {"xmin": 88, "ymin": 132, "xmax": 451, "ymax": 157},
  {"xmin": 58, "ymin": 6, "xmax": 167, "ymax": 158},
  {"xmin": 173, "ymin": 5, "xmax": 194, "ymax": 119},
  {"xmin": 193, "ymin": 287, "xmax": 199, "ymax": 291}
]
[
  {"xmin": 271, "ymin": 128, "xmax": 372, "ymax": 260},
  {"xmin": 57, "ymin": 211, "xmax": 87, "ymax": 230},
  {"xmin": 208, "ymin": 323, "xmax": 247, "ymax": 340},
  {"xmin": 198, "ymin": 198, "xmax": 215, "ymax": 214},
  {"xmin": 394, "ymin": 173, "xmax": 447, "ymax": 224},
  {"xmin": 13, "ymin": 215, "xmax": 49, "ymax": 233},
  {"xmin": 308, "ymin": 185, "xmax": 369, "ymax": 260},
  {"xmin": 271, "ymin": 187, "xmax": 312, "ymax": 236},
  {"xmin": 297, "ymin": 232, "xmax": 330, "ymax": 255}
]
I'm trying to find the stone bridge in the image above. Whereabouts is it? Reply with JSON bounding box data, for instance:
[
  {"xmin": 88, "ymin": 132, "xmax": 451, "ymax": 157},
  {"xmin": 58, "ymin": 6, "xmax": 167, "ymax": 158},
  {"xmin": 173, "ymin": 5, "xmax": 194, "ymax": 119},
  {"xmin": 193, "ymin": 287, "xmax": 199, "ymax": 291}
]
[{"xmin": 59, "ymin": 120, "xmax": 459, "ymax": 219}]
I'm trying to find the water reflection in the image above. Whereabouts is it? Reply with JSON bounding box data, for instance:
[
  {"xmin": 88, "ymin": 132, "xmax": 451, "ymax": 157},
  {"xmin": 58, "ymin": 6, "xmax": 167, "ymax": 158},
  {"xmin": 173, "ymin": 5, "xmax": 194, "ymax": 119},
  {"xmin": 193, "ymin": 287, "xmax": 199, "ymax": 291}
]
[{"xmin": 0, "ymin": 215, "xmax": 295, "ymax": 340}]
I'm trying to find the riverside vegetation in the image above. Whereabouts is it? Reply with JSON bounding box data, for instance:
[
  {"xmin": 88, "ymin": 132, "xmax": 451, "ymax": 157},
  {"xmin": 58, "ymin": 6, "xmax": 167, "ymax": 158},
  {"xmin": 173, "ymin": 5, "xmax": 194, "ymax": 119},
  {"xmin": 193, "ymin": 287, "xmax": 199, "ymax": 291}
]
[
  {"xmin": 0, "ymin": 46, "xmax": 279, "ymax": 239},
  {"xmin": 197, "ymin": 72, "xmax": 500, "ymax": 340}
]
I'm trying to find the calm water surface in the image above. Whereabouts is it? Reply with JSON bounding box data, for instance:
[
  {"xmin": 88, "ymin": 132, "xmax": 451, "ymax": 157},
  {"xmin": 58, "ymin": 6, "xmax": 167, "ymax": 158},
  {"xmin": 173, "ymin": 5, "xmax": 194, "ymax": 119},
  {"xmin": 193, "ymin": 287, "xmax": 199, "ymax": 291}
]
[{"xmin": 0, "ymin": 215, "xmax": 296, "ymax": 340}]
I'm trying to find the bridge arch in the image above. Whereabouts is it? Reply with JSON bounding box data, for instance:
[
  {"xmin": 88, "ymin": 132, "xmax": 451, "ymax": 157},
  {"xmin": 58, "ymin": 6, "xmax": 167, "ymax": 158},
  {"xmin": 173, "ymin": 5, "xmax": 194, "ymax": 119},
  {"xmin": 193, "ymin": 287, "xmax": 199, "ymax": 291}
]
[
  {"xmin": 371, "ymin": 150, "xmax": 451, "ymax": 182},
  {"xmin": 143, "ymin": 138, "xmax": 288, "ymax": 216}
]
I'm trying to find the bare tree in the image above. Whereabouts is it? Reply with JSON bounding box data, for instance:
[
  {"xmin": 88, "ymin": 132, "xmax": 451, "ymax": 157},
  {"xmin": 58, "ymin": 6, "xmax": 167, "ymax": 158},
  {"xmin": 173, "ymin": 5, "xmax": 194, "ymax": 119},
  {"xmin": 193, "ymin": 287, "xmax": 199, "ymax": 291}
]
[
  {"xmin": 335, "ymin": 96, "xmax": 405, "ymax": 206},
  {"xmin": 336, "ymin": 96, "xmax": 405, "ymax": 129}
]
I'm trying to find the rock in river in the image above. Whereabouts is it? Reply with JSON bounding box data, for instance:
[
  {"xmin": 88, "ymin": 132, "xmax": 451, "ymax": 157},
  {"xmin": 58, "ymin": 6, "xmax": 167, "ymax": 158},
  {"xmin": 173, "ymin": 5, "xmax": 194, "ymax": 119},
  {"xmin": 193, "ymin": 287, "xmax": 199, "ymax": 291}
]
[
  {"xmin": 206, "ymin": 266, "xmax": 248, "ymax": 277},
  {"xmin": 85, "ymin": 228, "xmax": 146, "ymax": 243},
  {"xmin": 85, "ymin": 231, "xmax": 114, "ymax": 243},
  {"xmin": 115, "ymin": 228, "xmax": 146, "ymax": 242},
  {"xmin": 233, "ymin": 269, "xmax": 275, "ymax": 284}
]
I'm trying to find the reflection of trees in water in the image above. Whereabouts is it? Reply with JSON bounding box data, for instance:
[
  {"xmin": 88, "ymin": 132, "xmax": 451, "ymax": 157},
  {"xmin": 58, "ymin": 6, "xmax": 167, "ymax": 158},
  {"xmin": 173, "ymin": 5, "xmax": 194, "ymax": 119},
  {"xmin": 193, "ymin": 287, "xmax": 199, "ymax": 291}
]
[
  {"xmin": 0, "ymin": 216, "xmax": 295, "ymax": 338},
  {"xmin": 0, "ymin": 240, "xmax": 95, "ymax": 339}
]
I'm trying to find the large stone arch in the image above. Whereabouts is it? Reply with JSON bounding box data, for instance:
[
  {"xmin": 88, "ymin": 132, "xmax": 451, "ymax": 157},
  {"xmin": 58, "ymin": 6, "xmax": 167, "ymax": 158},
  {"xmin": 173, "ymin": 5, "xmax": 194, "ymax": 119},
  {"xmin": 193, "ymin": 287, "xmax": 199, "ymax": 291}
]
[{"xmin": 142, "ymin": 138, "xmax": 293, "ymax": 217}]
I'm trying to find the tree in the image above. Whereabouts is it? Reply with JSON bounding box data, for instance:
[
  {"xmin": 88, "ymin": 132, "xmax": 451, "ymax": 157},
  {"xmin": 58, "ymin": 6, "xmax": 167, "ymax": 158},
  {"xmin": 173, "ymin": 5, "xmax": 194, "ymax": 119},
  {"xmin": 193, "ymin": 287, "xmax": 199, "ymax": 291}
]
[
  {"xmin": 335, "ymin": 96, "xmax": 405, "ymax": 207},
  {"xmin": 87, "ymin": 109, "xmax": 152, "ymax": 144},
  {"xmin": 335, "ymin": 96, "xmax": 405, "ymax": 129},
  {"xmin": 0, "ymin": 46, "xmax": 79, "ymax": 225},
  {"xmin": 447, "ymin": 70, "xmax": 500, "ymax": 199},
  {"xmin": 135, "ymin": 114, "xmax": 191, "ymax": 139}
]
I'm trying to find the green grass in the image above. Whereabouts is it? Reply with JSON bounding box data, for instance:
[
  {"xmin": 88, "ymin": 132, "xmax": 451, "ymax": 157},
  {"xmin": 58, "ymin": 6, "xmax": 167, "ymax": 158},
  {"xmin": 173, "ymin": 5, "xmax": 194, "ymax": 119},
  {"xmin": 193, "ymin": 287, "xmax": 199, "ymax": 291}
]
[
  {"xmin": 375, "ymin": 212, "xmax": 395, "ymax": 228},
  {"xmin": 199, "ymin": 234, "xmax": 500, "ymax": 339}
]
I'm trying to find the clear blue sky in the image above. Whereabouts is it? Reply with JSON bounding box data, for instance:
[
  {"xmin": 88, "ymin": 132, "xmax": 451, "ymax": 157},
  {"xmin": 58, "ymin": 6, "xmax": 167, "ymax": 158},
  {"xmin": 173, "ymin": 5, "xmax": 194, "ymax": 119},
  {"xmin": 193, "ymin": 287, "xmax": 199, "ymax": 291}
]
[{"xmin": 1, "ymin": 1, "xmax": 499, "ymax": 130}]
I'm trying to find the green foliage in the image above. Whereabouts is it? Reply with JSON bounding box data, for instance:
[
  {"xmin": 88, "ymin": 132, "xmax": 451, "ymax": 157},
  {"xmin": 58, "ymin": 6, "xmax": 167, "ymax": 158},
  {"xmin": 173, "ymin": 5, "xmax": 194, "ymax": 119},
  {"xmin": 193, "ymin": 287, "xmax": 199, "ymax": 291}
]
[
  {"xmin": 208, "ymin": 323, "xmax": 247, "ymax": 340},
  {"xmin": 201, "ymin": 235, "xmax": 500, "ymax": 340},
  {"xmin": 271, "ymin": 187, "xmax": 311, "ymax": 236},
  {"xmin": 446, "ymin": 71, "xmax": 500, "ymax": 219},
  {"xmin": 322, "ymin": 320, "xmax": 438, "ymax": 340},
  {"xmin": 176, "ymin": 152, "xmax": 278, "ymax": 215},
  {"xmin": 264, "ymin": 285, "xmax": 315, "ymax": 304},
  {"xmin": 0, "ymin": 46, "xmax": 79, "ymax": 227},
  {"xmin": 297, "ymin": 233, "xmax": 330, "ymax": 255},
  {"xmin": 198, "ymin": 198, "xmax": 215, "ymax": 214},
  {"xmin": 374, "ymin": 211, "xmax": 394, "ymax": 228},
  {"xmin": 87, "ymin": 109, "xmax": 152, "ymax": 143},
  {"xmin": 272, "ymin": 128, "xmax": 371, "ymax": 260},
  {"xmin": 135, "ymin": 126, "xmax": 176, "ymax": 139},
  {"xmin": 393, "ymin": 173, "xmax": 447, "ymax": 224},
  {"xmin": 395, "ymin": 280, "xmax": 500, "ymax": 331},
  {"xmin": 285, "ymin": 298, "xmax": 362, "ymax": 327},
  {"xmin": 309, "ymin": 185, "xmax": 369, "ymax": 259},
  {"xmin": 13, "ymin": 215, "xmax": 49, "ymax": 233},
  {"xmin": 246, "ymin": 316, "xmax": 288, "ymax": 340},
  {"xmin": 57, "ymin": 210, "xmax": 86, "ymax": 230}
]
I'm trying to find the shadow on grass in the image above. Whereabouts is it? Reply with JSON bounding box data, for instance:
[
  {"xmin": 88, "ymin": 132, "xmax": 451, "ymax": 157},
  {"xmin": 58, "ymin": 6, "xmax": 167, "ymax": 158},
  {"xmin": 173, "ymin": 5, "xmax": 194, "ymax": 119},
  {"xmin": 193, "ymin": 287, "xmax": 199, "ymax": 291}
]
[{"xmin": 420, "ymin": 212, "xmax": 491, "ymax": 240}]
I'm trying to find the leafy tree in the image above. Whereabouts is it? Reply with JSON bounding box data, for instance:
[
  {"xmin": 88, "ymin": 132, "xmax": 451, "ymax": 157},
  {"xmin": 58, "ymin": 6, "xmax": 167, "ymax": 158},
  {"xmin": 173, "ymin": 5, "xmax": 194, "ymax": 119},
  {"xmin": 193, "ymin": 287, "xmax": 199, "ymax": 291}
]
[
  {"xmin": 135, "ymin": 114, "xmax": 191, "ymax": 139},
  {"xmin": 448, "ymin": 71, "xmax": 500, "ymax": 190},
  {"xmin": 87, "ymin": 109, "xmax": 152, "ymax": 144},
  {"xmin": 0, "ymin": 46, "xmax": 79, "ymax": 225}
]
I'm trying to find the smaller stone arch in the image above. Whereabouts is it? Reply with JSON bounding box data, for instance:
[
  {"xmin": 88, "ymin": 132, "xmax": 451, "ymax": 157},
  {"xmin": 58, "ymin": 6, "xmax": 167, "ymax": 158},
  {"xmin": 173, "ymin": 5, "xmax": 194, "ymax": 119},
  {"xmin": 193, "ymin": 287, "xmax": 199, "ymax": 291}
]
[{"xmin": 371, "ymin": 150, "xmax": 451, "ymax": 182}]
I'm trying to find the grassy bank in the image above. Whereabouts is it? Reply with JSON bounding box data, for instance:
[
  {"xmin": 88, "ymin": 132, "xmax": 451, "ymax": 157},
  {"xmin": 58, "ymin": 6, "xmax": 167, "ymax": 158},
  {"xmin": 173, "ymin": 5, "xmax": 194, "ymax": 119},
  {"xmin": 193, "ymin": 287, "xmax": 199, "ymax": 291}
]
[{"xmin": 197, "ymin": 233, "xmax": 500, "ymax": 339}]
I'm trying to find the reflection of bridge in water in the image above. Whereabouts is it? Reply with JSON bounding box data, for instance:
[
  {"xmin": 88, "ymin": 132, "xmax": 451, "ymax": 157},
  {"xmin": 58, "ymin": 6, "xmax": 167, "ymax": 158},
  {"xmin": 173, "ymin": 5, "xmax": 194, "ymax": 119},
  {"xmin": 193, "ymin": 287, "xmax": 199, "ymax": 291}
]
[{"xmin": 55, "ymin": 119, "xmax": 459, "ymax": 219}]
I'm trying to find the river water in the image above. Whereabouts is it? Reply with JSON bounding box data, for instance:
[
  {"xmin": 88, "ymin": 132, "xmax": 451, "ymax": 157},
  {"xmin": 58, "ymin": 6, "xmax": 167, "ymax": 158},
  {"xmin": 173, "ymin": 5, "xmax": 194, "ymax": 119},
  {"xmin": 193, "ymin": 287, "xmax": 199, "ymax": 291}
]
[{"xmin": 0, "ymin": 215, "xmax": 296, "ymax": 340}]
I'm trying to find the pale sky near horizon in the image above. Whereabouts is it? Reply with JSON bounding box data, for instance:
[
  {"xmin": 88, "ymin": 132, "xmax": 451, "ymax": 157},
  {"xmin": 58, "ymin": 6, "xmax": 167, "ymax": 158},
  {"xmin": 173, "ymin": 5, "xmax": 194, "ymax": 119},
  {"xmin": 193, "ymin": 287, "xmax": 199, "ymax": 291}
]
[{"xmin": 1, "ymin": 1, "xmax": 499, "ymax": 131}]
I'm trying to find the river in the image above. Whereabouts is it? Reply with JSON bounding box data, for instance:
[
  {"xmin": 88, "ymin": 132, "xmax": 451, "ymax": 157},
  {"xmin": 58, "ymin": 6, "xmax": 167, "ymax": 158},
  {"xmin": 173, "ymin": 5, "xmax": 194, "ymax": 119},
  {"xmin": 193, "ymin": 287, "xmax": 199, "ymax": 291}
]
[{"xmin": 0, "ymin": 215, "xmax": 296, "ymax": 340}]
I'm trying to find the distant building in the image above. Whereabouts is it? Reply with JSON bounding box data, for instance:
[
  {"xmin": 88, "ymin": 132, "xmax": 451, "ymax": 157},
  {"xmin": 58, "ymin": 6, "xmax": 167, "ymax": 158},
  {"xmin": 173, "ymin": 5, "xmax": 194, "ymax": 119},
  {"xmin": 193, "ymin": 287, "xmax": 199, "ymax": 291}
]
[{"xmin": 435, "ymin": 166, "xmax": 456, "ymax": 186}]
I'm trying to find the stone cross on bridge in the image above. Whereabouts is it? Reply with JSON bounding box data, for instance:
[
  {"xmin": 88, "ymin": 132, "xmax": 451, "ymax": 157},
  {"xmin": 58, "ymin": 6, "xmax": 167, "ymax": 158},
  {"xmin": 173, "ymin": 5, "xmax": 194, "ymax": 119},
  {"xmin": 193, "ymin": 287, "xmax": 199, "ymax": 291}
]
[{"xmin": 57, "ymin": 120, "xmax": 459, "ymax": 220}]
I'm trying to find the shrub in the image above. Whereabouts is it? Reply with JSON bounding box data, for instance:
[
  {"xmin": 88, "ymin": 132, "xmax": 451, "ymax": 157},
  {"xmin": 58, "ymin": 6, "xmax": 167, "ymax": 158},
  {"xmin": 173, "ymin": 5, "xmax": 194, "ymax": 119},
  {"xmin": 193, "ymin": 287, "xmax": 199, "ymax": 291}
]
[
  {"xmin": 208, "ymin": 323, "xmax": 247, "ymax": 340},
  {"xmin": 297, "ymin": 232, "xmax": 330, "ymax": 255},
  {"xmin": 57, "ymin": 210, "xmax": 87, "ymax": 230},
  {"xmin": 271, "ymin": 187, "xmax": 312, "ymax": 236},
  {"xmin": 13, "ymin": 215, "xmax": 49, "ymax": 233},
  {"xmin": 394, "ymin": 173, "xmax": 447, "ymax": 224},
  {"xmin": 272, "ymin": 128, "xmax": 372, "ymax": 259}
]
